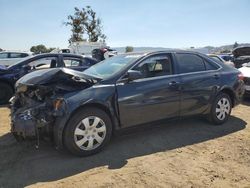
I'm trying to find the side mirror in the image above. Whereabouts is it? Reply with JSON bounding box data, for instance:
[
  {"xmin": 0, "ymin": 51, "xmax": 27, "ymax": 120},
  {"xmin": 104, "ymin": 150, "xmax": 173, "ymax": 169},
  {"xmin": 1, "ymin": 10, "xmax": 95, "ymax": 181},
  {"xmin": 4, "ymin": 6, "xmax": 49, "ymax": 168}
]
[
  {"xmin": 127, "ymin": 70, "xmax": 143, "ymax": 81},
  {"xmin": 22, "ymin": 64, "xmax": 31, "ymax": 71}
]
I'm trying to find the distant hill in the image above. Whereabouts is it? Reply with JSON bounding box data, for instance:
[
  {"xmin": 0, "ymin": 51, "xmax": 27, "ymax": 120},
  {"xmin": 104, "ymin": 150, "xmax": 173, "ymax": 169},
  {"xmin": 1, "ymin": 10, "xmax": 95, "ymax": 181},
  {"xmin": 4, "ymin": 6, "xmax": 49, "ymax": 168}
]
[{"xmin": 114, "ymin": 43, "xmax": 250, "ymax": 54}]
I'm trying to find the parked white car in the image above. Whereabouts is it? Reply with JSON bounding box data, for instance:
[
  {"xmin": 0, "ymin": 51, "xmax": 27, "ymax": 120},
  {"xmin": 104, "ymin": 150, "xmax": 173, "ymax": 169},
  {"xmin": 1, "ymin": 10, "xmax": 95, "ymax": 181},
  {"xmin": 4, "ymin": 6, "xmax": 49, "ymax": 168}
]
[
  {"xmin": 239, "ymin": 63, "xmax": 250, "ymax": 95},
  {"xmin": 0, "ymin": 51, "xmax": 33, "ymax": 67},
  {"xmin": 208, "ymin": 54, "xmax": 235, "ymax": 67}
]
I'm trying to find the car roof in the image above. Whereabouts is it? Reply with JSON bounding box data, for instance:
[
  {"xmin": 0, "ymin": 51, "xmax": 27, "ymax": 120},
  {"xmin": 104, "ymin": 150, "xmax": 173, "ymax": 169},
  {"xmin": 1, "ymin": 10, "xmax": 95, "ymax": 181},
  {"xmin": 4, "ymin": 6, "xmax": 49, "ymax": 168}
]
[
  {"xmin": 122, "ymin": 49, "xmax": 204, "ymax": 56},
  {"xmin": 34, "ymin": 53, "xmax": 84, "ymax": 58}
]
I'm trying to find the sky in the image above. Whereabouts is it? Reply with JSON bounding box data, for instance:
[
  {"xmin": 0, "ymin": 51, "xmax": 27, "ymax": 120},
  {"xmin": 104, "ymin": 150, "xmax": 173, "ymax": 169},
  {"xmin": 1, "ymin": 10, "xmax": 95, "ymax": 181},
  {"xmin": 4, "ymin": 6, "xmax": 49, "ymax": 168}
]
[{"xmin": 0, "ymin": 0, "xmax": 249, "ymax": 51}]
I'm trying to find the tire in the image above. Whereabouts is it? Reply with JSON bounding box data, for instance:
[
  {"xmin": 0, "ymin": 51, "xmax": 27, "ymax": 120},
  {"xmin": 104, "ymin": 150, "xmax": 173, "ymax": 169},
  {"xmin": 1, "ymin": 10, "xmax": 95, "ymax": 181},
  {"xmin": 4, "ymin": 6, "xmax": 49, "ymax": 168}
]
[
  {"xmin": 64, "ymin": 107, "xmax": 112, "ymax": 156},
  {"xmin": 208, "ymin": 93, "xmax": 232, "ymax": 125},
  {"xmin": 0, "ymin": 82, "xmax": 13, "ymax": 105}
]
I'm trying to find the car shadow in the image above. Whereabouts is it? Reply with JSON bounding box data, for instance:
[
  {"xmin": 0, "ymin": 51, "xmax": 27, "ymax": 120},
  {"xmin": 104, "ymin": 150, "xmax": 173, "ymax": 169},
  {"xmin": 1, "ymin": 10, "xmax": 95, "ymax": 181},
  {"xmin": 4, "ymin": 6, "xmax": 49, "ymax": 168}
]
[
  {"xmin": 0, "ymin": 104, "xmax": 9, "ymax": 108},
  {"xmin": 242, "ymin": 97, "xmax": 250, "ymax": 106},
  {"xmin": 0, "ymin": 116, "xmax": 246, "ymax": 187}
]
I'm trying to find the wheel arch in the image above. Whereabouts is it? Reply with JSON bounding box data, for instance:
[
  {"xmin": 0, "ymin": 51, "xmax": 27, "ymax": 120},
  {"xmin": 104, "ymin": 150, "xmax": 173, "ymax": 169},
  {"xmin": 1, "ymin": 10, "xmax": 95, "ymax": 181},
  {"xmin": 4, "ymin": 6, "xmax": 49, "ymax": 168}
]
[
  {"xmin": 58, "ymin": 101, "xmax": 118, "ymax": 149},
  {"xmin": 220, "ymin": 87, "xmax": 235, "ymax": 107}
]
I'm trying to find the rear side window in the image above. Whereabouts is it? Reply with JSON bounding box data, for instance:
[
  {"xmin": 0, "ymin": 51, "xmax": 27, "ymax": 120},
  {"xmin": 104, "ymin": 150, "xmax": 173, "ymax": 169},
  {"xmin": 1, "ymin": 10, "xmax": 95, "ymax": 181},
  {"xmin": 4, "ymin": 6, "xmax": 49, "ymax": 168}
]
[
  {"xmin": 84, "ymin": 58, "xmax": 97, "ymax": 66},
  {"xmin": 204, "ymin": 59, "xmax": 218, "ymax": 70},
  {"xmin": 21, "ymin": 53, "xmax": 29, "ymax": 58},
  {"xmin": 10, "ymin": 53, "xmax": 23, "ymax": 58},
  {"xmin": 0, "ymin": 53, "xmax": 8, "ymax": 59},
  {"xmin": 176, "ymin": 54, "xmax": 205, "ymax": 73},
  {"xmin": 63, "ymin": 57, "xmax": 82, "ymax": 67}
]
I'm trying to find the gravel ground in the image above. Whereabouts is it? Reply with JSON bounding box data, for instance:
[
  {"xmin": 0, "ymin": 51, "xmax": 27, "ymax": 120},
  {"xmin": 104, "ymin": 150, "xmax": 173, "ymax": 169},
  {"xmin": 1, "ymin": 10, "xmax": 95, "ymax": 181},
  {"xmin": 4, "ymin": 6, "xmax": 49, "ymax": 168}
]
[{"xmin": 0, "ymin": 100, "xmax": 250, "ymax": 188}]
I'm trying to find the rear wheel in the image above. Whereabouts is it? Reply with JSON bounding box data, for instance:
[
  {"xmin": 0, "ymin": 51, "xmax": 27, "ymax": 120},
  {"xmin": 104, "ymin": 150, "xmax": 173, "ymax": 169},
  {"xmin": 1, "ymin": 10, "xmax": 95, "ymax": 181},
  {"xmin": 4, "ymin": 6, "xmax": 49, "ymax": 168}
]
[
  {"xmin": 64, "ymin": 108, "xmax": 112, "ymax": 156},
  {"xmin": 0, "ymin": 82, "xmax": 13, "ymax": 105},
  {"xmin": 208, "ymin": 93, "xmax": 232, "ymax": 125}
]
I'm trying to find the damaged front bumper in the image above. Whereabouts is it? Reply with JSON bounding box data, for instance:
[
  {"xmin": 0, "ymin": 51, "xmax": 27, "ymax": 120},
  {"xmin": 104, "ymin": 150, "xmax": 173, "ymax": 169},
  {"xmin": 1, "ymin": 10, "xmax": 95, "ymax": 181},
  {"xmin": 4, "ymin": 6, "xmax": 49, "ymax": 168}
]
[
  {"xmin": 10, "ymin": 68, "xmax": 95, "ymax": 145},
  {"xmin": 10, "ymin": 94, "xmax": 66, "ymax": 142}
]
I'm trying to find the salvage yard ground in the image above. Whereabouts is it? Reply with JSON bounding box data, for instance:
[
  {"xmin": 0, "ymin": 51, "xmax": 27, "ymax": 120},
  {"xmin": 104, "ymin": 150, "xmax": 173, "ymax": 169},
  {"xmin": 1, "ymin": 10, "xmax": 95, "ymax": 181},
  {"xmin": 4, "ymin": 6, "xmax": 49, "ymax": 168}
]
[{"xmin": 0, "ymin": 100, "xmax": 250, "ymax": 188}]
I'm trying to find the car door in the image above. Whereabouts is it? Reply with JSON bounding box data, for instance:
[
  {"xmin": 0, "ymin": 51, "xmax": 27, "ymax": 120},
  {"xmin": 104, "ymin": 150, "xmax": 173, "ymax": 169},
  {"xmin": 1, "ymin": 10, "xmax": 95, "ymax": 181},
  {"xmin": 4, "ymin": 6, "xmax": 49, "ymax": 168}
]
[
  {"xmin": 116, "ymin": 53, "xmax": 181, "ymax": 128},
  {"xmin": 175, "ymin": 53, "xmax": 221, "ymax": 116}
]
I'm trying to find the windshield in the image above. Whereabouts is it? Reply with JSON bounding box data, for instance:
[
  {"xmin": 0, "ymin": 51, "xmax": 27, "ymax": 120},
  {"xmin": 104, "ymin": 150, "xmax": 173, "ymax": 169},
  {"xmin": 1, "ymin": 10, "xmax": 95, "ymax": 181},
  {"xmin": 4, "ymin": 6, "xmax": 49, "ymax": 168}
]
[{"xmin": 83, "ymin": 54, "xmax": 142, "ymax": 79}]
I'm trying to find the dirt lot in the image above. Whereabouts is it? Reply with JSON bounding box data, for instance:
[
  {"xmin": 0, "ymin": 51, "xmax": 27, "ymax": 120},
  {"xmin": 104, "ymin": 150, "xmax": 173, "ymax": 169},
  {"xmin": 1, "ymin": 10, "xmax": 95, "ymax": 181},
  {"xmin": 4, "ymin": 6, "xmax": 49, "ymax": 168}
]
[{"xmin": 0, "ymin": 101, "xmax": 250, "ymax": 188}]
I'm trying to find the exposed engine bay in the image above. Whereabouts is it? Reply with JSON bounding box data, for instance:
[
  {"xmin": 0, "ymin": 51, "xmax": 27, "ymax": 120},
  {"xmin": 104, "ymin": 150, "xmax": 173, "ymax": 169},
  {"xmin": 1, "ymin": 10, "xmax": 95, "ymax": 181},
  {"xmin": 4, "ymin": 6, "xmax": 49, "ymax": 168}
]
[{"xmin": 10, "ymin": 68, "xmax": 96, "ymax": 146}]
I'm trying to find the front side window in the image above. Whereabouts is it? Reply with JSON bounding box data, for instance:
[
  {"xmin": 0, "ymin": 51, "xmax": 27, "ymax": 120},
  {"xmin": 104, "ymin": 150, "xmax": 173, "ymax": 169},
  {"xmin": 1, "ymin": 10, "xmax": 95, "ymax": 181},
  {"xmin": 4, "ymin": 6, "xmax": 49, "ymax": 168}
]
[
  {"xmin": 134, "ymin": 54, "xmax": 172, "ymax": 78},
  {"xmin": 176, "ymin": 54, "xmax": 205, "ymax": 73},
  {"xmin": 0, "ymin": 53, "xmax": 8, "ymax": 59},
  {"xmin": 28, "ymin": 57, "xmax": 58, "ymax": 69}
]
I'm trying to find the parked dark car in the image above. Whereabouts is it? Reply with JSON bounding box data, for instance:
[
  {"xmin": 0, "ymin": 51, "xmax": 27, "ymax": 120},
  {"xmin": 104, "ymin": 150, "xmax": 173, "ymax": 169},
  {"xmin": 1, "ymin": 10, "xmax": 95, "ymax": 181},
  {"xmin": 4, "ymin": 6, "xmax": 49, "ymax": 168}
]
[
  {"xmin": 10, "ymin": 50, "xmax": 244, "ymax": 156},
  {"xmin": 0, "ymin": 53, "xmax": 97, "ymax": 104}
]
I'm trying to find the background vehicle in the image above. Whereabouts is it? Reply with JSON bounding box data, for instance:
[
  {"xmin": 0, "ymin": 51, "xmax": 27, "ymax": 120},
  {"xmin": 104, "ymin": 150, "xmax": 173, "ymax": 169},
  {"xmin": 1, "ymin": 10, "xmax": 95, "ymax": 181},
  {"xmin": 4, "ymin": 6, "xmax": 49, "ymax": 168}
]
[
  {"xmin": 68, "ymin": 41, "xmax": 107, "ymax": 55},
  {"xmin": 232, "ymin": 46, "xmax": 250, "ymax": 68},
  {"xmin": 239, "ymin": 62, "xmax": 250, "ymax": 96},
  {"xmin": 0, "ymin": 53, "xmax": 97, "ymax": 104},
  {"xmin": 219, "ymin": 54, "xmax": 233, "ymax": 62},
  {"xmin": 92, "ymin": 48, "xmax": 117, "ymax": 62},
  {"xmin": 208, "ymin": 54, "xmax": 235, "ymax": 67},
  {"xmin": 10, "ymin": 51, "xmax": 244, "ymax": 156},
  {"xmin": 0, "ymin": 51, "xmax": 32, "ymax": 67}
]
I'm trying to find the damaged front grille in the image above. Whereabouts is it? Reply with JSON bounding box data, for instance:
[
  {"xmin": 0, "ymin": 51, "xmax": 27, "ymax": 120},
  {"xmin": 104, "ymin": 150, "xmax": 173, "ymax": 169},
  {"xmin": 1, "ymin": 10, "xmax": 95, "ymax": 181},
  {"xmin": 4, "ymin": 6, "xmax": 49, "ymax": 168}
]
[
  {"xmin": 10, "ymin": 85, "xmax": 58, "ymax": 144},
  {"xmin": 10, "ymin": 68, "xmax": 96, "ymax": 147}
]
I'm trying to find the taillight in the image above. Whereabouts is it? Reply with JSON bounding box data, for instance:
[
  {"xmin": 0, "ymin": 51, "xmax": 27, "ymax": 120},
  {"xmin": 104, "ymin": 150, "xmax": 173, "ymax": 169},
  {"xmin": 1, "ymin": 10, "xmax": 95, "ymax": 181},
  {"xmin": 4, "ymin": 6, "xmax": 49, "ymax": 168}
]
[
  {"xmin": 101, "ymin": 48, "xmax": 108, "ymax": 53},
  {"xmin": 238, "ymin": 73, "xmax": 244, "ymax": 81}
]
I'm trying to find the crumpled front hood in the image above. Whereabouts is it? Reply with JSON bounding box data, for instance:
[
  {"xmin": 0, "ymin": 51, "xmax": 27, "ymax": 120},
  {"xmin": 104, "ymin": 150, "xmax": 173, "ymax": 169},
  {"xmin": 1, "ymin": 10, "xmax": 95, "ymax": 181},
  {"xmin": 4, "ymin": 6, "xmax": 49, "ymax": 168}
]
[
  {"xmin": 232, "ymin": 46, "xmax": 250, "ymax": 57},
  {"xmin": 16, "ymin": 68, "xmax": 95, "ymax": 86}
]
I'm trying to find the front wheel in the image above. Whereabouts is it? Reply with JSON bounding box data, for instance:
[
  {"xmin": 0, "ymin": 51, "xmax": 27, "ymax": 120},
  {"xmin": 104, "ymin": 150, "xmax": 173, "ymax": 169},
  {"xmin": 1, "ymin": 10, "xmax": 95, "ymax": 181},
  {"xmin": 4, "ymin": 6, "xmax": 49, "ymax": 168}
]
[
  {"xmin": 64, "ymin": 108, "xmax": 112, "ymax": 156},
  {"xmin": 208, "ymin": 93, "xmax": 232, "ymax": 125}
]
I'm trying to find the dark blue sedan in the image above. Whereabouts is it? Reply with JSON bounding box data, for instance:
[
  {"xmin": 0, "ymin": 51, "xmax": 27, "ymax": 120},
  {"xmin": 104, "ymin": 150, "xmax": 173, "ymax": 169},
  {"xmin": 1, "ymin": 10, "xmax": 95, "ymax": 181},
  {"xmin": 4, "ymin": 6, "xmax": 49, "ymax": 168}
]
[
  {"xmin": 0, "ymin": 53, "xmax": 97, "ymax": 104},
  {"xmin": 10, "ymin": 50, "xmax": 245, "ymax": 156}
]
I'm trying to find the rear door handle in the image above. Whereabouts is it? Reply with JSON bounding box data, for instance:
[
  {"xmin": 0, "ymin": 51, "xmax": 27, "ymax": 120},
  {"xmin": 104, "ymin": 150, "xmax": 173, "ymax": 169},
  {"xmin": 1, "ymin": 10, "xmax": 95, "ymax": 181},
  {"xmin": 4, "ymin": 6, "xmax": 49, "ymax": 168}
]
[
  {"xmin": 168, "ymin": 81, "xmax": 180, "ymax": 87},
  {"xmin": 214, "ymin": 74, "xmax": 220, "ymax": 79}
]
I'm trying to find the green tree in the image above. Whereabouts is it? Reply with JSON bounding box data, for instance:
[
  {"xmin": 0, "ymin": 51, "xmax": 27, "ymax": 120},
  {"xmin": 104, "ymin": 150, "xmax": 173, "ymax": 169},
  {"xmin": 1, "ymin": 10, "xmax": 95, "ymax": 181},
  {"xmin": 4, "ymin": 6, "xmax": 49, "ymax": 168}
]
[
  {"xmin": 233, "ymin": 42, "xmax": 239, "ymax": 49},
  {"xmin": 65, "ymin": 6, "xmax": 106, "ymax": 43},
  {"xmin": 125, "ymin": 46, "xmax": 134, "ymax": 53},
  {"xmin": 30, "ymin": 45, "xmax": 55, "ymax": 54}
]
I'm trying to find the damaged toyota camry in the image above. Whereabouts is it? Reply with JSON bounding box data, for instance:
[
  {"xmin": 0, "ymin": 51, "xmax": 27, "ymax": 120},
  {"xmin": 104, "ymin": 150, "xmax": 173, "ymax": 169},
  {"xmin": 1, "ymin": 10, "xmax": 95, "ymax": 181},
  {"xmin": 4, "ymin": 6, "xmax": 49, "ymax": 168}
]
[{"xmin": 10, "ymin": 50, "xmax": 245, "ymax": 156}]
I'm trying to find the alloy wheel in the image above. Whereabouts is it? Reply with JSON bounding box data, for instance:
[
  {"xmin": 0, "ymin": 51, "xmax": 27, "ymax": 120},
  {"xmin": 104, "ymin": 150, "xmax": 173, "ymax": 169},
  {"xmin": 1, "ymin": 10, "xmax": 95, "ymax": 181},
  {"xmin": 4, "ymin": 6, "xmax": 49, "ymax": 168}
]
[
  {"xmin": 74, "ymin": 116, "xmax": 106, "ymax": 151},
  {"xmin": 215, "ymin": 97, "xmax": 231, "ymax": 120}
]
